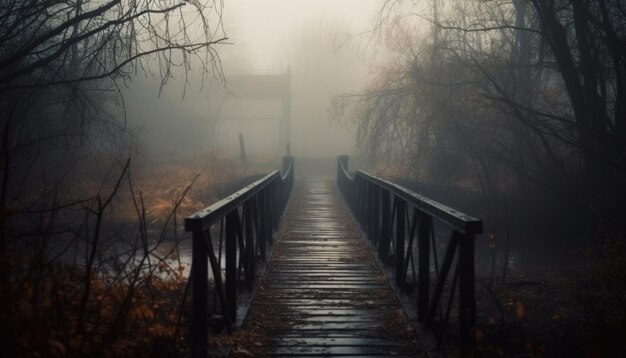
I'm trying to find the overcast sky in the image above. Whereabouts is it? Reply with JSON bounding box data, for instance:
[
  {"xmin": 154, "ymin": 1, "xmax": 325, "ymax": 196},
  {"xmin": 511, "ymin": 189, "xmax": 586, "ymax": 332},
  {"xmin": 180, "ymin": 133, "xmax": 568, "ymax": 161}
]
[
  {"xmin": 223, "ymin": 0, "xmax": 383, "ymax": 70},
  {"xmin": 125, "ymin": 0, "xmax": 388, "ymax": 159}
]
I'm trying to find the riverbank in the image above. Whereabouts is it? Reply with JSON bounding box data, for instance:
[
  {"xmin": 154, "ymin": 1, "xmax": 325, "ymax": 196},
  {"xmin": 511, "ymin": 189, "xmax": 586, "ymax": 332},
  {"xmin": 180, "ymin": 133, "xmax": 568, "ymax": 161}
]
[{"xmin": 475, "ymin": 264, "xmax": 626, "ymax": 357}]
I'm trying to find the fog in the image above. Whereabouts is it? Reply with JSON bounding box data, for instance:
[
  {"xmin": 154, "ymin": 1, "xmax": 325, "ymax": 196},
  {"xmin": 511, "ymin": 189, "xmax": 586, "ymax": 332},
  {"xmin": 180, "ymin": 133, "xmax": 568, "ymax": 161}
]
[
  {"xmin": 123, "ymin": 0, "xmax": 384, "ymax": 161},
  {"xmin": 4, "ymin": 0, "xmax": 626, "ymax": 356}
]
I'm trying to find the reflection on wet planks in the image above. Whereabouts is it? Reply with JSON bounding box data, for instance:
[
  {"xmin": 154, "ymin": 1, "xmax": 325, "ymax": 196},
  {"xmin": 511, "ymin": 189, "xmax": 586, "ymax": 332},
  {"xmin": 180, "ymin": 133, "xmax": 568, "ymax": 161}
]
[{"xmin": 241, "ymin": 177, "xmax": 424, "ymax": 357}]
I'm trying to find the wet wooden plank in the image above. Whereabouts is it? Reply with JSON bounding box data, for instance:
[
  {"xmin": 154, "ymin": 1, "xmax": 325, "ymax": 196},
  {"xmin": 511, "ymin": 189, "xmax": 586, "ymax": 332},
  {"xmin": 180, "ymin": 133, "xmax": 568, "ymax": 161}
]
[
  {"xmin": 285, "ymin": 322, "xmax": 392, "ymax": 331},
  {"xmin": 260, "ymin": 346, "xmax": 407, "ymax": 355},
  {"xmin": 269, "ymin": 337, "xmax": 403, "ymax": 347},
  {"xmin": 237, "ymin": 177, "xmax": 423, "ymax": 356}
]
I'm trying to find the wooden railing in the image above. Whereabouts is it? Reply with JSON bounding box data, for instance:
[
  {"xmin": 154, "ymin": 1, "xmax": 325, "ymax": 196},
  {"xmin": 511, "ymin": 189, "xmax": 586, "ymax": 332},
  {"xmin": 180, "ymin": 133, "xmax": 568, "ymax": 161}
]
[
  {"xmin": 337, "ymin": 155, "xmax": 482, "ymax": 349},
  {"xmin": 185, "ymin": 156, "xmax": 294, "ymax": 358}
]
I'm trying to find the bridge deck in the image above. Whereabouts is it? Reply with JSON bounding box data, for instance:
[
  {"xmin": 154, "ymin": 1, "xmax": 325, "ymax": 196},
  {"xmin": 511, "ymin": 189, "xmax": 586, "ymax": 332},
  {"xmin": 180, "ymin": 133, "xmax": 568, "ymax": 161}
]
[{"xmin": 237, "ymin": 177, "xmax": 423, "ymax": 356}]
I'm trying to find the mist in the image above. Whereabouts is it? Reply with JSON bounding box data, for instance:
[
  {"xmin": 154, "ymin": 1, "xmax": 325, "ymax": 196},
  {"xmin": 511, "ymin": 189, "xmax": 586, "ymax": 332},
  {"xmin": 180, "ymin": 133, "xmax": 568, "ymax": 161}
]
[
  {"xmin": 2, "ymin": 0, "xmax": 626, "ymax": 357},
  {"xmin": 120, "ymin": 0, "xmax": 382, "ymax": 161}
]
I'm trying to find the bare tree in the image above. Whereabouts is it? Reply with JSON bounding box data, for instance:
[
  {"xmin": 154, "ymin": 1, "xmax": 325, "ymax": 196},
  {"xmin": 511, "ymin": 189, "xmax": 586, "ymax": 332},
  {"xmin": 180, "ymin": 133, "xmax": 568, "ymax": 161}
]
[
  {"xmin": 529, "ymin": 0, "xmax": 626, "ymax": 219},
  {"xmin": 0, "ymin": 0, "xmax": 226, "ymax": 92},
  {"xmin": 0, "ymin": 1, "xmax": 227, "ymax": 355},
  {"xmin": 346, "ymin": 0, "xmax": 626, "ymax": 226},
  {"xmin": 0, "ymin": 0, "xmax": 227, "ymax": 252}
]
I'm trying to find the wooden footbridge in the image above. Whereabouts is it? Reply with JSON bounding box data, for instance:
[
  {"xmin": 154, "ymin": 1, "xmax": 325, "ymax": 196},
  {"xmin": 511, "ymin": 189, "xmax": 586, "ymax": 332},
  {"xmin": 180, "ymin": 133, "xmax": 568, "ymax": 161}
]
[{"xmin": 185, "ymin": 157, "xmax": 482, "ymax": 357}]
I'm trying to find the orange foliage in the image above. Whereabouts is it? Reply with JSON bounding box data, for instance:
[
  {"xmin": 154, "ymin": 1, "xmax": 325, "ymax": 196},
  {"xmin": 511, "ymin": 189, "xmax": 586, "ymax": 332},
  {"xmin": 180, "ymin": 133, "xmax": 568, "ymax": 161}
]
[
  {"xmin": 0, "ymin": 154, "xmax": 280, "ymax": 357},
  {"xmin": 3, "ymin": 265, "xmax": 190, "ymax": 357}
]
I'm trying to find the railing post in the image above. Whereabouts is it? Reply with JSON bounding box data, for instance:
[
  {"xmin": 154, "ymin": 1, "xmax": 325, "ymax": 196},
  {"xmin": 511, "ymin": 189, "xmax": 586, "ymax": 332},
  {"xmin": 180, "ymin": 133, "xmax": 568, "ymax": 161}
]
[
  {"xmin": 191, "ymin": 229, "xmax": 208, "ymax": 358},
  {"xmin": 265, "ymin": 186, "xmax": 275, "ymax": 243},
  {"xmin": 458, "ymin": 233, "xmax": 476, "ymax": 349},
  {"xmin": 417, "ymin": 213, "xmax": 431, "ymax": 322},
  {"xmin": 424, "ymin": 231, "xmax": 459, "ymax": 328},
  {"xmin": 379, "ymin": 189, "xmax": 391, "ymax": 261},
  {"xmin": 283, "ymin": 156, "xmax": 293, "ymax": 178},
  {"xmin": 367, "ymin": 183, "xmax": 376, "ymax": 239},
  {"xmin": 281, "ymin": 156, "xmax": 293, "ymax": 210},
  {"xmin": 255, "ymin": 190, "xmax": 267, "ymax": 261},
  {"xmin": 244, "ymin": 201, "xmax": 255, "ymax": 286},
  {"xmin": 272, "ymin": 180, "xmax": 279, "ymax": 229},
  {"xmin": 395, "ymin": 198, "xmax": 406, "ymax": 287},
  {"xmin": 358, "ymin": 180, "xmax": 367, "ymax": 225},
  {"xmin": 371, "ymin": 186, "xmax": 380, "ymax": 244},
  {"xmin": 225, "ymin": 211, "xmax": 238, "ymax": 324},
  {"xmin": 337, "ymin": 155, "xmax": 349, "ymax": 177},
  {"xmin": 263, "ymin": 188, "xmax": 274, "ymax": 246}
]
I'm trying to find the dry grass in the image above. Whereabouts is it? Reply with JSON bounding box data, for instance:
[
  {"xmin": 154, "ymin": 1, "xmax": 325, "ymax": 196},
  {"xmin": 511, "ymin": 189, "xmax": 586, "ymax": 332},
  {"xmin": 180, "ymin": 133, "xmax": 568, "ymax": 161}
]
[
  {"xmin": 70, "ymin": 152, "xmax": 279, "ymax": 225},
  {"xmin": 0, "ymin": 151, "xmax": 281, "ymax": 357}
]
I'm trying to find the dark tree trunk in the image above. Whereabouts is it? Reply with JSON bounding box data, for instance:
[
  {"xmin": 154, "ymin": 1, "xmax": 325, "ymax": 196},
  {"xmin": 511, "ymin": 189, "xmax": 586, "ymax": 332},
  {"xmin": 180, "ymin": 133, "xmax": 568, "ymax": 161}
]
[{"xmin": 531, "ymin": 0, "xmax": 626, "ymax": 226}]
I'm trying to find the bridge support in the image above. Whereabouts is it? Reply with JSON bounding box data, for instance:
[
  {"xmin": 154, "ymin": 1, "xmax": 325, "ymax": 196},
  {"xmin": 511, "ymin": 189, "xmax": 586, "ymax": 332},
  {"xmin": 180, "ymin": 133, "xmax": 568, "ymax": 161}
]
[
  {"xmin": 186, "ymin": 157, "xmax": 295, "ymax": 358},
  {"xmin": 336, "ymin": 155, "xmax": 482, "ymax": 353},
  {"xmin": 417, "ymin": 213, "xmax": 431, "ymax": 322},
  {"xmin": 225, "ymin": 211, "xmax": 239, "ymax": 324},
  {"xmin": 379, "ymin": 190, "xmax": 391, "ymax": 261},
  {"xmin": 395, "ymin": 199, "xmax": 406, "ymax": 287},
  {"xmin": 458, "ymin": 233, "xmax": 476, "ymax": 349},
  {"xmin": 191, "ymin": 231, "xmax": 208, "ymax": 358}
]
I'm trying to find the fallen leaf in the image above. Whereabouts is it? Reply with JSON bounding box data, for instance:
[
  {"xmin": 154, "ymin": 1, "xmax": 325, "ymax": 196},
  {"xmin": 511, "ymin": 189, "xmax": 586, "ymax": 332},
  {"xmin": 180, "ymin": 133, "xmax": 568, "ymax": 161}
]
[{"xmin": 515, "ymin": 301, "xmax": 527, "ymax": 320}]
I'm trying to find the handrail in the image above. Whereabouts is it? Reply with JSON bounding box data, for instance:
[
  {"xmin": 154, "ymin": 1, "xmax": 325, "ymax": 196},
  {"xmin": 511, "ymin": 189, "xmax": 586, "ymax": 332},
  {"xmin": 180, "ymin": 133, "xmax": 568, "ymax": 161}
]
[
  {"xmin": 186, "ymin": 156, "xmax": 294, "ymax": 358},
  {"xmin": 337, "ymin": 155, "xmax": 481, "ymax": 351},
  {"xmin": 338, "ymin": 156, "xmax": 481, "ymax": 234},
  {"xmin": 184, "ymin": 171, "xmax": 279, "ymax": 231},
  {"xmin": 359, "ymin": 173, "xmax": 481, "ymax": 234}
]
